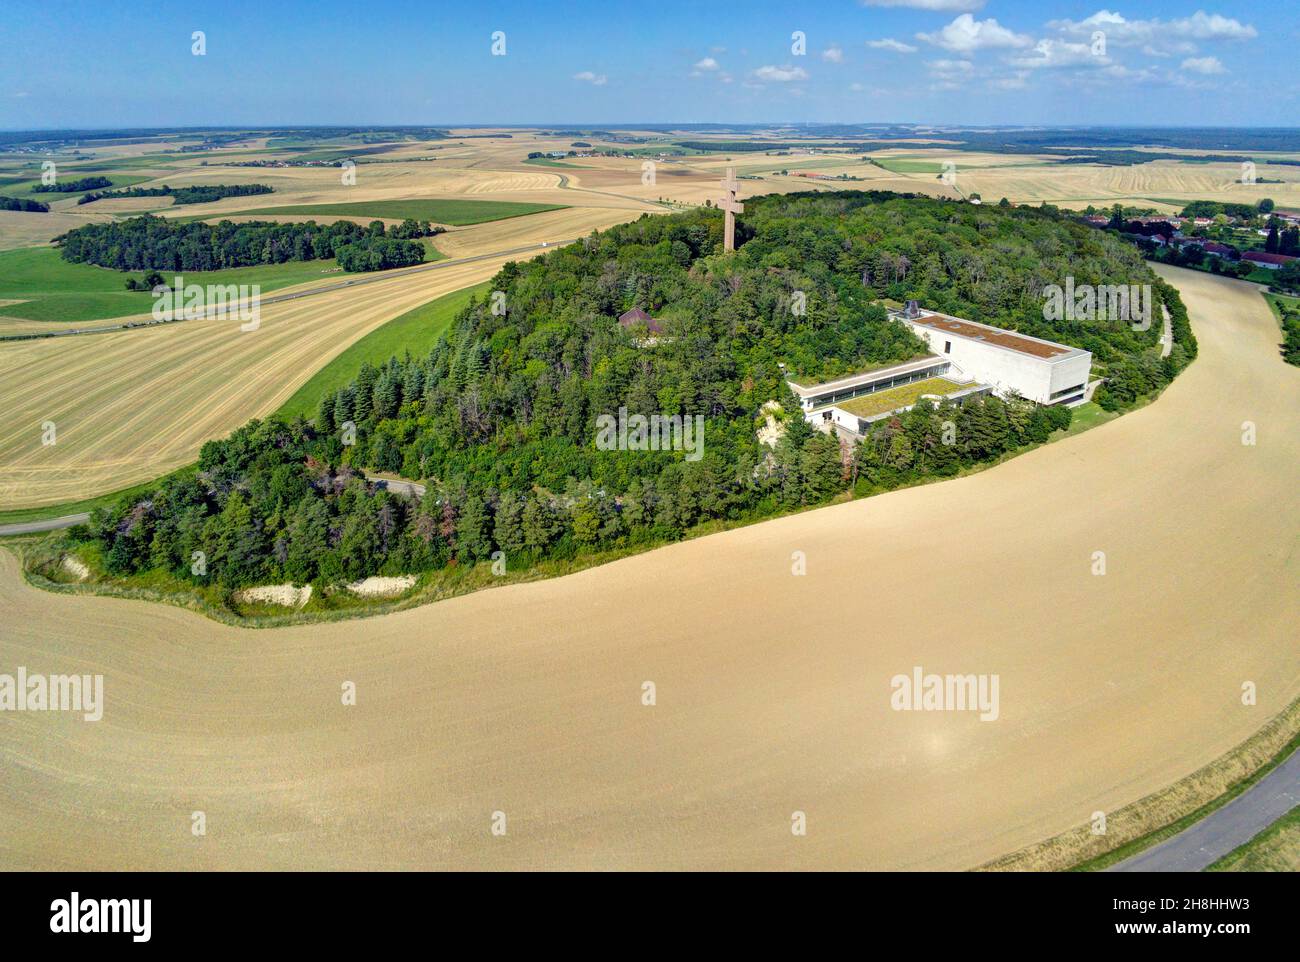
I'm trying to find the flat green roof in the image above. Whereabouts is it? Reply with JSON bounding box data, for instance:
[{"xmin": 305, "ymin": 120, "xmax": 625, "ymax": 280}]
[{"xmin": 826, "ymin": 377, "xmax": 974, "ymax": 419}]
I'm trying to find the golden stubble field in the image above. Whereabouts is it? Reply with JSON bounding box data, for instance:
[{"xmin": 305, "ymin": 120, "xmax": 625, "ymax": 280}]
[
  {"xmin": 0, "ymin": 267, "xmax": 1295, "ymax": 870},
  {"xmin": 0, "ymin": 252, "xmax": 541, "ymax": 508}
]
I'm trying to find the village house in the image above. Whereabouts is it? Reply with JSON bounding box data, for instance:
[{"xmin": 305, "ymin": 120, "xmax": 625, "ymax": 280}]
[{"xmin": 1242, "ymin": 251, "xmax": 1298, "ymax": 270}]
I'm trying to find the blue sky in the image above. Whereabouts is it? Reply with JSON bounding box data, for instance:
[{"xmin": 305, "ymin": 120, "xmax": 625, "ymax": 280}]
[{"xmin": 2, "ymin": 1, "xmax": 1294, "ymax": 129}]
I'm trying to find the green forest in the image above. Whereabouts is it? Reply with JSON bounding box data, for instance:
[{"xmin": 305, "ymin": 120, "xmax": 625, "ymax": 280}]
[
  {"xmin": 75, "ymin": 191, "xmax": 1195, "ymax": 593},
  {"xmin": 55, "ymin": 214, "xmax": 430, "ymax": 273}
]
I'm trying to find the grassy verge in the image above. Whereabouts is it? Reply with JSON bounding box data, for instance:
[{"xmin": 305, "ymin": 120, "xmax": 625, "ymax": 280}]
[
  {"xmin": 1063, "ymin": 400, "xmax": 1115, "ymax": 435},
  {"xmin": 275, "ymin": 281, "xmax": 490, "ymax": 420},
  {"xmin": 1206, "ymin": 808, "xmax": 1300, "ymax": 872},
  {"xmin": 220, "ymin": 199, "xmax": 565, "ymax": 226},
  {"xmin": 1263, "ymin": 291, "xmax": 1300, "ymax": 321},
  {"xmin": 978, "ymin": 699, "xmax": 1300, "ymax": 872}
]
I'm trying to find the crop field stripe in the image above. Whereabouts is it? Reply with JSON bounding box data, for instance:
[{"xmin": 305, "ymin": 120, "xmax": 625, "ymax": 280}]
[{"xmin": 222, "ymin": 199, "xmax": 567, "ymax": 226}]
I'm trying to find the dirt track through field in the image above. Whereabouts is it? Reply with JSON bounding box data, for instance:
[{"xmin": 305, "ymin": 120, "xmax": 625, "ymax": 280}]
[{"xmin": 0, "ymin": 267, "xmax": 1296, "ymax": 870}]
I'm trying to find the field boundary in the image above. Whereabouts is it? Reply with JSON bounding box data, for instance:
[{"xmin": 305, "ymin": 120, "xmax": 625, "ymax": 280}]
[
  {"xmin": 12, "ymin": 394, "xmax": 1132, "ymax": 626},
  {"xmin": 977, "ymin": 696, "xmax": 1300, "ymax": 872},
  {"xmin": 1, "ymin": 241, "xmax": 572, "ymax": 342}
]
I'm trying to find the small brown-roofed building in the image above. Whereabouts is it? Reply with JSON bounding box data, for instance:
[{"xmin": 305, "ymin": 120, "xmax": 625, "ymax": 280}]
[{"xmin": 618, "ymin": 307, "xmax": 665, "ymax": 336}]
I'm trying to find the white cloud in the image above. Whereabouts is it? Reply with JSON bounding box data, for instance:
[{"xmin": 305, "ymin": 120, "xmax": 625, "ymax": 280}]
[
  {"xmin": 862, "ymin": 0, "xmax": 984, "ymax": 11},
  {"xmin": 867, "ymin": 38, "xmax": 919, "ymax": 54},
  {"xmin": 918, "ymin": 14, "xmax": 1033, "ymax": 53},
  {"xmin": 990, "ymin": 71, "xmax": 1030, "ymax": 90},
  {"xmin": 693, "ymin": 57, "xmax": 720, "ymax": 71},
  {"xmin": 849, "ymin": 82, "xmax": 865, "ymax": 91},
  {"xmin": 753, "ymin": 64, "xmax": 809, "ymax": 82},
  {"xmin": 1010, "ymin": 39, "xmax": 1107, "ymax": 69},
  {"xmin": 572, "ymin": 71, "xmax": 607, "ymax": 86},
  {"xmin": 1048, "ymin": 10, "xmax": 1256, "ymax": 56},
  {"xmin": 928, "ymin": 59, "xmax": 974, "ymax": 73},
  {"xmin": 1182, "ymin": 55, "xmax": 1226, "ymax": 74},
  {"xmin": 822, "ymin": 45, "xmax": 844, "ymax": 63}
]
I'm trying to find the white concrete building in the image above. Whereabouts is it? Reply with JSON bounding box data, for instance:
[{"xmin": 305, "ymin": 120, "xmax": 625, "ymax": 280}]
[
  {"xmin": 786, "ymin": 355, "xmax": 991, "ymax": 437},
  {"xmin": 894, "ymin": 304, "xmax": 1091, "ymax": 406}
]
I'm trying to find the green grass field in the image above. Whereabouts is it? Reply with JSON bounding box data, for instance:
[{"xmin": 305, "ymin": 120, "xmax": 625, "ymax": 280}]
[
  {"xmin": 0, "ymin": 247, "xmax": 353, "ymax": 323},
  {"xmin": 523, "ymin": 157, "xmax": 592, "ymax": 169},
  {"xmin": 275, "ymin": 281, "xmax": 490, "ymax": 420},
  {"xmin": 224, "ymin": 199, "xmax": 565, "ymax": 226},
  {"xmin": 1062, "ymin": 400, "xmax": 1113, "ymax": 435},
  {"xmin": 0, "ymin": 173, "xmax": 154, "ymax": 198},
  {"xmin": 867, "ymin": 156, "xmax": 953, "ymax": 174}
]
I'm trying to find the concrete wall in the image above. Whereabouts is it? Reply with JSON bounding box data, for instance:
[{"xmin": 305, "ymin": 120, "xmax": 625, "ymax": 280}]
[{"xmin": 904, "ymin": 320, "xmax": 1090, "ymax": 405}]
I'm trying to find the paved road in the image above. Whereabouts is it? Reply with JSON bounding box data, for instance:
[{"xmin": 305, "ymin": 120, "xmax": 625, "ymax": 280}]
[
  {"xmin": 3, "ymin": 239, "xmax": 579, "ymax": 341},
  {"xmin": 0, "ymin": 512, "xmax": 90, "ymax": 537},
  {"xmin": 1108, "ymin": 747, "xmax": 1300, "ymax": 872}
]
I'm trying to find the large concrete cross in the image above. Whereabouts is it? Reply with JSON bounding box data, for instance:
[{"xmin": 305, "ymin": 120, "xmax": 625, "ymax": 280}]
[{"xmin": 718, "ymin": 166, "xmax": 744, "ymax": 252}]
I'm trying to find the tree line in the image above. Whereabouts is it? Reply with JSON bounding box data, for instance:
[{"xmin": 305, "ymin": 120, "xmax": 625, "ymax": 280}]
[
  {"xmin": 32, "ymin": 175, "xmax": 112, "ymax": 193},
  {"xmin": 55, "ymin": 214, "xmax": 428, "ymax": 273},
  {"xmin": 74, "ymin": 191, "xmax": 1193, "ymax": 591},
  {"xmin": 0, "ymin": 195, "xmax": 49, "ymax": 212},
  {"xmin": 77, "ymin": 183, "xmax": 274, "ymax": 206}
]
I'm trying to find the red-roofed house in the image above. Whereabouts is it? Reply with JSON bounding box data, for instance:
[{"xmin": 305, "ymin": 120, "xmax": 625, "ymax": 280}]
[{"xmin": 1242, "ymin": 251, "xmax": 1298, "ymax": 270}]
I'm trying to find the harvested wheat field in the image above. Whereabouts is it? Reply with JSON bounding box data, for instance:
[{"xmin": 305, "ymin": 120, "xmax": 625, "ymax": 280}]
[
  {"xmin": 0, "ymin": 251, "xmax": 549, "ymax": 509},
  {"xmin": 0, "ymin": 210, "xmax": 116, "ymax": 251},
  {"xmin": 0, "ymin": 268, "xmax": 1295, "ymax": 870}
]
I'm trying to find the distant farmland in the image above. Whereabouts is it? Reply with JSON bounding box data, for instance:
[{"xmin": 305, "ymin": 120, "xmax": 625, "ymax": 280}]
[{"xmin": 227, "ymin": 198, "xmax": 566, "ymax": 225}]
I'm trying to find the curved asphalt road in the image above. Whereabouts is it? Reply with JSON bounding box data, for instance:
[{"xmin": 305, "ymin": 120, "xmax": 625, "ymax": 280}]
[
  {"xmin": 1107, "ymin": 747, "xmax": 1300, "ymax": 872},
  {"xmin": 0, "ymin": 512, "xmax": 90, "ymax": 537}
]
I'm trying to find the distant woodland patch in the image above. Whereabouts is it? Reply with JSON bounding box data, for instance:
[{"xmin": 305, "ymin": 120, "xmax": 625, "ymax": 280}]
[
  {"xmin": 55, "ymin": 214, "xmax": 432, "ymax": 273},
  {"xmin": 77, "ymin": 183, "xmax": 274, "ymax": 206},
  {"xmin": 32, "ymin": 175, "xmax": 112, "ymax": 193},
  {"xmin": 0, "ymin": 195, "xmax": 49, "ymax": 212}
]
